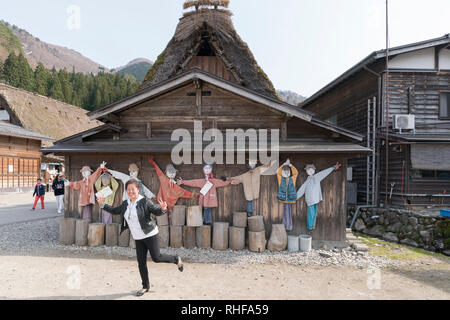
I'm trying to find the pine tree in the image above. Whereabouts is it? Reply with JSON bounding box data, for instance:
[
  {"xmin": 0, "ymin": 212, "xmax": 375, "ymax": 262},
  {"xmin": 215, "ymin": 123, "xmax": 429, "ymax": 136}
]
[
  {"xmin": 16, "ymin": 52, "xmax": 34, "ymax": 91},
  {"xmin": 49, "ymin": 75, "xmax": 64, "ymax": 101},
  {"xmin": 34, "ymin": 62, "xmax": 51, "ymax": 95},
  {"xmin": 58, "ymin": 68, "xmax": 73, "ymax": 104},
  {"xmin": 2, "ymin": 53, "xmax": 20, "ymax": 87}
]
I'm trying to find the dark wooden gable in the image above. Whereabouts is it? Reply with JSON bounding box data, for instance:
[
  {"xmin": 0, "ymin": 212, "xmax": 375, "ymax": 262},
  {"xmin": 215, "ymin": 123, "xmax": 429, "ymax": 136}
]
[{"xmin": 115, "ymin": 81, "xmax": 287, "ymax": 140}]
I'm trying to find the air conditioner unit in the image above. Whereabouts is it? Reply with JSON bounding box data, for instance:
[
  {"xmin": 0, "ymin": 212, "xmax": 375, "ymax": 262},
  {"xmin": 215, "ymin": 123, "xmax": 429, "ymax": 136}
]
[{"xmin": 394, "ymin": 114, "xmax": 415, "ymax": 132}]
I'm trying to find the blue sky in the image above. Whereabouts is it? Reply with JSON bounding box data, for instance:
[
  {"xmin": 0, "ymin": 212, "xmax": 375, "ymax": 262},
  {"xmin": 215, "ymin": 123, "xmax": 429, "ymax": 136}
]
[{"xmin": 2, "ymin": 0, "xmax": 449, "ymax": 96}]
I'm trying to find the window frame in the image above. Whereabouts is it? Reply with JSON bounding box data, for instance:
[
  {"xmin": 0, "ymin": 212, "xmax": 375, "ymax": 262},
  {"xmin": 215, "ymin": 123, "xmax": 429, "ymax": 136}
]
[{"xmin": 438, "ymin": 90, "xmax": 450, "ymax": 120}]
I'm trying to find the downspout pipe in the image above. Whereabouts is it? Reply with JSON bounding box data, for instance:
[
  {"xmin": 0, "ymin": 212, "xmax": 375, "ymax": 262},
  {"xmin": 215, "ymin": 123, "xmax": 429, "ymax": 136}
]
[{"xmin": 350, "ymin": 205, "xmax": 378, "ymax": 229}]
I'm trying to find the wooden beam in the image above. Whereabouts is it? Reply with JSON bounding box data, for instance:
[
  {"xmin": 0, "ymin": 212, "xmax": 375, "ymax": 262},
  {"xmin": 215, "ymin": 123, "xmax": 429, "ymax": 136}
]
[
  {"xmin": 146, "ymin": 122, "xmax": 152, "ymax": 139},
  {"xmin": 194, "ymin": 79, "xmax": 203, "ymax": 116}
]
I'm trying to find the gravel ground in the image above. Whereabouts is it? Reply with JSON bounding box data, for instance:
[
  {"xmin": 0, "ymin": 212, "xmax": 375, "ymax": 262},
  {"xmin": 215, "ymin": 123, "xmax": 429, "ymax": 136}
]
[{"xmin": 0, "ymin": 217, "xmax": 403, "ymax": 269}]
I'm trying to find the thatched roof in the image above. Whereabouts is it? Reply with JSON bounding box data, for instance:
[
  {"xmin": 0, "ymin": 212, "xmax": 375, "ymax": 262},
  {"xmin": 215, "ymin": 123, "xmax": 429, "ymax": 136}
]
[
  {"xmin": 0, "ymin": 83, "xmax": 103, "ymax": 148},
  {"xmin": 141, "ymin": 8, "xmax": 279, "ymax": 99}
]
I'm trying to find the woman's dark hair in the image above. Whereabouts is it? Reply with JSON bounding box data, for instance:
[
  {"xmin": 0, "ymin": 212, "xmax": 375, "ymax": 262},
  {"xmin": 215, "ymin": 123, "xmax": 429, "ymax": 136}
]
[{"xmin": 125, "ymin": 179, "xmax": 141, "ymax": 191}]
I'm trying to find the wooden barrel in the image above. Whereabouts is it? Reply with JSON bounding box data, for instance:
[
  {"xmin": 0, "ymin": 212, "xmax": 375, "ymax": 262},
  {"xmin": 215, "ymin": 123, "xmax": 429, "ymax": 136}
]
[
  {"xmin": 156, "ymin": 213, "xmax": 169, "ymax": 226},
  {"xmin": 187, "ymin": 206, "xmax": 203, "ymax": 227},
  {"xmin": 60, "ymin": 218, "xmax": 76, "ymax": 245},
  {"xmin": 129, "ymin": 234, "xmax": 136, "ymax": 249},
  {"xmin": 248, "ymin": 216, "xmax": 265, "ymax": 232},
  {"xmin": 105, "ymin": 223, "xmax": 120, "ymax": 247},
  {"xmin": 118, "ymin": 228, "xmax": 130, "ymax": 247},
  {"xmin": 233, "ymin": 212, "xmax": 247, "ymax": 228},
  {"xmin": 249, "ymin": 231, "xmax": 266, "ymax": 253},
  {"xmin": 213, "ymin": 222, "xmax": 229, "ymax": 251},
  {"xmin": 170, "ymin": 226, "xmax": 183, "ymax": 248},
  {"xmin": 171, "ymin": 205, "xmax": 186, "ymax": 226},
  {"xmin": 196, "ymin": 225, "xmax": 211, "ymax": 249},
  {"xmin": 183, "ymin": 226, "xmax": 196, "ymax": 249},
  {"xmin": 158, "ymin": 225, "xmax": 169, "ymax": 248},
  {"xmin": 75, "ymin": 219, "xmax": 89, "ymax": 246},
  {"xmin": 229, "ymin": 227, "xmax": 245, "ymax": 251},
  {"xmin": 88, "ymin": 223, "xmax": 105, "ymax": 247}
]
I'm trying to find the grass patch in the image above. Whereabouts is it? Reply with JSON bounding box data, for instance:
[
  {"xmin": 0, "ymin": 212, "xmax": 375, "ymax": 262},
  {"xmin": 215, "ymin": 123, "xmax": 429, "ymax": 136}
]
[{"xmin": 354, "ymin": 233, "xmax": 448, "ymax": 262}]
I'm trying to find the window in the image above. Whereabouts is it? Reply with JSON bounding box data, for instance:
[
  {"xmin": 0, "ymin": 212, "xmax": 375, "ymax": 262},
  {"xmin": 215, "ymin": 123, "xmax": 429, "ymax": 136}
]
[
  {"xmin": 411, "ymin": 169, "xmax": 450, "ymax": 180},
  {"xmin": 439, "ymin": 91, "xmax": 450, "ymax": 119}
]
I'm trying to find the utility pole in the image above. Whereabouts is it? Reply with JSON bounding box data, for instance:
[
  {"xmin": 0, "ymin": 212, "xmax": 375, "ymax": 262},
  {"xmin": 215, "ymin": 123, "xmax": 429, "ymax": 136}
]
[{"xmin": 385, "ymin": 0, "xmax": 390, "ymax": 208}]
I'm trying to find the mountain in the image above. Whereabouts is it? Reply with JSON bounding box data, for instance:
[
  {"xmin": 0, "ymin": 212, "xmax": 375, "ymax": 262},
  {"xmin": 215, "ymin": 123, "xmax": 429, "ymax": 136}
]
[
  {"xmin": 0, "ymin": 21, "xmax": 24, "ymax": 62},
  {"xmin": 277, "ymin": 90, "xmax": 307, "ymax": 105},
  {"xmin": 111, "ymin": 58, "xmax": 153, "ymax": 83},
  {"xmin": 1, "ymin": 20, "xmax": 107, "ymax": 74}
]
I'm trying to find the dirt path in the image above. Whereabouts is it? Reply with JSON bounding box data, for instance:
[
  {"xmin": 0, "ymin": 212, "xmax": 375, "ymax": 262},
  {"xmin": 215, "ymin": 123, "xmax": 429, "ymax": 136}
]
[{"xmin": 1, "ymin": 252, "xmax": 448, "ymax": 300}]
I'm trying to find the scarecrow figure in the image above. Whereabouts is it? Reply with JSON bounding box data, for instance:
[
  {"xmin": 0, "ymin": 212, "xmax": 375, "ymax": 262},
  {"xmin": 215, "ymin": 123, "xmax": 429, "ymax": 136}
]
[
  {"xmin": 65, "ymin": 161, "xmax": 107, "ymax": 221},
  {"xmin": 276, "ymin": 159, "xmax": 299, "ymax": 231},
  {"xmin": 149, "ymin": 157, "xmax": 199, "ymax": 220},
  {"xmin": 177, "ymin": 163, "xmax": 230, "ymax": 225},
  {"xmin": 230, "ymin": 159, "xmax": 277, "ymax": 217},
  {"xmin": 94, "ymin": 172, "xmax": 119, "ymax": 224},
  {"xmin": 108, "ymin": 163, "xmax": 155, "ymax": 202},
  {"xmin": 296, "ymin": 162, "xmax": 342, "ymax": 231}
]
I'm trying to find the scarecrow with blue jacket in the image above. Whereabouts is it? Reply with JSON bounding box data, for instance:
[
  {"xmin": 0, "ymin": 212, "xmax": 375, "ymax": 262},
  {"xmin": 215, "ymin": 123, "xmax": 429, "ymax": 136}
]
[{"xmin": 277, "ymin": 159, "xmax": 298, "ymax": 231}]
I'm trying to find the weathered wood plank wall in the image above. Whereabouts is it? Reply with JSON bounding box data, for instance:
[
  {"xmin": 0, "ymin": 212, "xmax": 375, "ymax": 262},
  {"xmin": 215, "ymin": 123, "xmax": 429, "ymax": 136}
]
[{"xmin": 65, "ymin": 153, "xmax": 348, "ymax": 242}]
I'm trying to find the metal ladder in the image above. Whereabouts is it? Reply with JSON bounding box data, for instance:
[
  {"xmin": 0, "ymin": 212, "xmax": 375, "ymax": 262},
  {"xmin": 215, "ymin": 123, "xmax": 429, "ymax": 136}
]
[{"xmin": 366, "ymin": 97, "xmax": 376, "ymax": 205}]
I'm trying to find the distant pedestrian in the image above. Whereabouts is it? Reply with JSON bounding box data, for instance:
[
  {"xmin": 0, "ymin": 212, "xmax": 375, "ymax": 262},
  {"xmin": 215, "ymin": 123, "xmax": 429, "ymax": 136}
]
[
  {"xmin": 31, "ymin": 178, "xmax": 45, "ymax": 211},
  {"xmin": 52, "ymin": 173, "xmax": 65, "ymax": 214}
]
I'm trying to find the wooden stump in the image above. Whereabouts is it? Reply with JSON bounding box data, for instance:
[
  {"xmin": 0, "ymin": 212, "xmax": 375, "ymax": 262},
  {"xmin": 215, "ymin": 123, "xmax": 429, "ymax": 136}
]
[
  {"xmin": 156, "ymin": 213, "xmax": 169, "ymax": 226},
  {"xmin": 267, "ymin": 224, "xmax": 288, "ymax": 251},
  {"xmin": 183, "ymin": 226, "xmax": 196, "ymax": 249},
  {"xmin": 75, "ymin": 219, "xmax": 89, "ymax": 246},
  {"xmin": 196, "ymin": 225, "xmax": 211, "ymax": 249},
  {"xmin": 248, "ymin": 216, "xmax": 265, "ymax": 232},
  {"xmin": 249, "ymin": 231, "xmax": 266, "ymax": 253},
  {"xmin": 233, "ymin": 212, "xmax": 247, "ymax": 228},
  {"xmin": 129, "ymin": 234, "xmax": 136, "ymax": 249},
  {"xmin": 213, "ymin": 222, "xmax": 229, "ymax": 251},
  {"xmin": 171, "ymin": 205, "xmax": 186, "ymax": 226},
  {"xmin": 158, "ymin": 225, "xmax": 169, "ymax": 248},
  {"xmin": 118, "ymin": 228, "xmax": 130, "ymax": 247},
  {"xmin": 105, "ymin": 223, "xmax": 120, "ymax": 247},
  {"xmin": 88, "ymin": 223, "xmax": 105, "ymax": 247},
  {"xmin": 60, "ymin": 218, "xmax": 76, "ymax": 245},
  {"xmin": 229, "ymin": 227, "xmax": 245, "ymax": 251},
  {"xmin": 170, "ymin": 226, "xmax": 183, "ymax": 248},
  {"xmin": 187, "ymin": 206, "xmax": 203, "ymax": 227}
]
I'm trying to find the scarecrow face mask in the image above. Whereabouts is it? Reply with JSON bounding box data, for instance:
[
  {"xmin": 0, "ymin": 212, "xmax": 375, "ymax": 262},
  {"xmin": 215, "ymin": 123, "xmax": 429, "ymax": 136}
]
[
  {"xmin": 101, "ymin": 174, "xmax": 111, "ymax": 186},
  {"xmin": 82, "ymin": 171, "xmax": 91, "ymax": 179},
  {"xmin": 203, "ymin": 165, "xmax": 212, "ymax": 176},
  {"xmin": 129, "ymin": 170, "xmax": 138, "ymax": 179},
  {"xmin": 305, "ymin": 165, "xmax": 316, "ymax": 177},
  {"xmin": 248, "ymin": 160, "xmax": 257, "ymax": 170},
  {"xmin": 281, "ymin": 166, "xmax": 291, "ymax": 178}
]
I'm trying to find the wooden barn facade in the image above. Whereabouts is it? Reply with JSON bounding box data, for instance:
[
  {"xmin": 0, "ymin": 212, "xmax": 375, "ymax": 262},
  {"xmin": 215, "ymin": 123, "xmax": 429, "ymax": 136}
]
[
  {"xmin": 0, "ymin": 121, "xmax": 50, "ymax": 191},
  {"xmin": 301, "ymin": 34, "xmax": 450, "ymax": 207},
  {"xmin": 42, "ymin": 4, "xmax": 369, "ymax": 247}
]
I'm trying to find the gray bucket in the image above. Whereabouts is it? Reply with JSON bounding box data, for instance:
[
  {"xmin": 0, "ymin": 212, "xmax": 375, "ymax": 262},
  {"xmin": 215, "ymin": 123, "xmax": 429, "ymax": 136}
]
[
  {"xmin": 300, "ymin": 235, "xmax": 312, "ymax": 252},
  {"xmin": 288, "ymin": 235, "xmax": 299, "ymax": 252}
]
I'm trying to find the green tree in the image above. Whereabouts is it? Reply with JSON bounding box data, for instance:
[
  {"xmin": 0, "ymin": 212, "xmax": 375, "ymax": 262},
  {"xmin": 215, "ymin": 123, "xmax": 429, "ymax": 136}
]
[
  {"xmin": 49, "ymin": 75, "xmax": 64, "ymax": 100},
  {"xmin": 16, "ymin": 52, "xmax": 34, "ymax": 91},
  {"xmin": 2, "ymin": 53, "xmax": 20, "ymax": 87},
  {"xmin": 34, "ymin": 62, "xmax": 51, "ymax": 95},
  {"xmin": 58, "ymin": 68, "xmax": 73, "ymax": 104}
]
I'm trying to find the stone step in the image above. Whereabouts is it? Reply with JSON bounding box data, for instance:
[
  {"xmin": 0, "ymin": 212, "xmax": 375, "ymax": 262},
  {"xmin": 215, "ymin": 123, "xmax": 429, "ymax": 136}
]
[
  {"xmin": 346, "ymin": 228, "xmax": 353, "ymax": 234},
  {"xmin": 346, "ymin": 235, "xmax": 357, "ymax": 241},
  {"xmin": 351, "ymin": 242, "xmax": 369, "ymax": 252}
]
